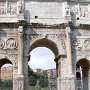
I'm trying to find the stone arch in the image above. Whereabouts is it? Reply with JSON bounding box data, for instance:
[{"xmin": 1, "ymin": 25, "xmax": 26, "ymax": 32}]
[
  {"xmin": 77, "ymin": 59, "xmax": 89, "ymax": 70},
  {"xmin": 0, "ymin": 58, "xmax": 13, "ymax": 89},
  {"xmin": 29, "ymin": 38, "xmax": 59, "ymax": 57},
  {"xmin": 0, "ymin": 58, "xmax": 12, "ymax": 68},
  {"xmin": 28, "ymin": 38, "xmax": 58, "ymax": 89}
]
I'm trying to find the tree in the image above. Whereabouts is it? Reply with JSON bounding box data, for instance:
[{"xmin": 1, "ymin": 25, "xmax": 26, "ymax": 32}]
[
  {"xmin": 28, "ymin": 67, "xmax": 48, "ymax": 87},
  {"xmin": 1, "ymin": 80, "xmax": 12, "ymax": 87}
]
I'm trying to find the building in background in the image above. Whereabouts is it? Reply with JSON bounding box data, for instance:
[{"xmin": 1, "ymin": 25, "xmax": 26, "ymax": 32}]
[
  {"xmin": 32, "ymin": 69, "xmax": 42, "ymax": 73},
  {"xmin": 46, "ymin": 69, "xmax": 57, "ymax": 79},
  {"xmin": 0, "ymin": 66, "xmax": 13, "ymax": 80},
  {"xmin": 32, "ymin": 68, "xmax": 56, "ymax": 79}
]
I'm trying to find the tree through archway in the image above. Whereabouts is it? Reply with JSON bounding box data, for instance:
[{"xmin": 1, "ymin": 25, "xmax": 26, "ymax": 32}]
[{"xmin": 28, "ymin": 38, "xmax": 59, "ymax": 90}]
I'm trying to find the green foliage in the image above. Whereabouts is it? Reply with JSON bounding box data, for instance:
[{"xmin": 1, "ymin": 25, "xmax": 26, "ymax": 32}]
[
  {"xmin": 28, "ymin": 67, "xmax": 48, "ymax": 87},
  {"xmin": 39, "ymin": 76, "xmax": 48, "ymax": 87},
  {"xmin": 1, "ymin": 80, "xmax": 12, "ymax": 87},
  {"xmin": 28, "ymin": 76, "xmax": 37, "ymax": 86}
]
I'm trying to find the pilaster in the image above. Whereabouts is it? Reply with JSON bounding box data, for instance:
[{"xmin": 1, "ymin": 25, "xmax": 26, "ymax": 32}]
[{"xmin": 18, "ymin": 26, "xmax": 24, "ymax": 76}]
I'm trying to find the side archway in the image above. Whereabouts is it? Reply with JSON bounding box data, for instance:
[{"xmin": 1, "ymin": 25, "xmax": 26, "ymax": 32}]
[
  {"xmin": 0, "ymin": 58, "xmax": 13, "ymax": 90},
  {"xmin": 76, "ymin": 59, "xmax": 90, "ymax": 90},
  {"xmin": 0, "ymin": 58, "xmax": 12, "ymax": 68}
]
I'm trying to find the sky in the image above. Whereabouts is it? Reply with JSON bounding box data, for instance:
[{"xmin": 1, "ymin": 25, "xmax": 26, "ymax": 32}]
[
  {"xmin": 28, "ymin": 47, "xmax": 56, "ymax": 70},
  {"xmin": 2, "ymin": 47, "xmax": 56, "ymax": 70}
]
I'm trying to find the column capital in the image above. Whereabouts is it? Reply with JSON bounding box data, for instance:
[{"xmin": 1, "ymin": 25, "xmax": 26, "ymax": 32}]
[
  {"xmin": 18, "ymin": 26, "xmax": 23, "ymax": 38},
  {"xmin": 54, "ymin": 55, "xmax": 66, "ymax": 62},
  {"xmin": 17, "ymin": 20, "xmax": 27, "ymax": 26},
  {"xmin": 65, "ymin": 26, "xmax": 71, "ymax": 38}
]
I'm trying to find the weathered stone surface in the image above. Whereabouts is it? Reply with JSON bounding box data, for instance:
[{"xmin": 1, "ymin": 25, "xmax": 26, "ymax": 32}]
[{"xmin": 0, "ymin": 0, "xmax": 90, "ymax": 90}]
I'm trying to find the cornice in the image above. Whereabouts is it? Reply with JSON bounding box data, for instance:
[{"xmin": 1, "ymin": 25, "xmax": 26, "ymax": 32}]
[
  {"xmin": 69, "ymin": 23, "xmax": 90, "ymax": 30},
  {"xmin": 25, "ymin": 0, "xmax": 90, "ymax": 3},
  {"xmin": 29, "ymin": 23, "xmax": 67, "ymax": 29}
]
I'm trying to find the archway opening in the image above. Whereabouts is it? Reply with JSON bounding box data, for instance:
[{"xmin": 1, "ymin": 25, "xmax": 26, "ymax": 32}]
[
  {"xmin": 0, "ymin": 58, "xmax": 13, "ymax": 90},
  {"xmin": 76, "ymin": 59, "xmax": 90, "ymax": 90},
  {"xmin": 29, "ymin": 38, "xmax": 58, "ymax": 90},
  {"xmin": 29, "ymin": 47, "xmax": 56, "ymax": 70},
  {"xmin": 28, "ymin": 47, "xmax": 57, "ymax": 90}
]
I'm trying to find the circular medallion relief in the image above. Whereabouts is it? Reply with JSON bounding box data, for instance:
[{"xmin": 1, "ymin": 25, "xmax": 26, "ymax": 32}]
[
  {"xmin": 6, "ymin": 38, "xmax": 17, "ymax": 49},
  {"xmin": 0, "ymin": 39, "xmax": 4, "ymax": 49}
]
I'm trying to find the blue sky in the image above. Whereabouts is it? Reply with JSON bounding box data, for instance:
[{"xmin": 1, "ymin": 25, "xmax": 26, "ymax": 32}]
[
  {"xmin": 28, "ymin": 47, "xmax": 56, "ymax": 70},
  {"xmin": 3, "ymin": 47, "xmax": 56, "ymax": 70}
]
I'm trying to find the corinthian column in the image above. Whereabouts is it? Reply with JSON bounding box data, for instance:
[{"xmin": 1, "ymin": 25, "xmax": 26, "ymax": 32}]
[
  {"xmin": 65, "ymin": 26, "xmax": 75, "ymax": 90},
  {"xmin": 65, "ymin": 26, "xmax": 73, "ymax": 76},
  {"xmin": 17, "ymin": 25, "xmax": 24, "ymax": 90},
  {"xmin": 18, "ymin": 25, "xmax": 24, "ymax": 76},
  {"xmin": 54, "ymin": 55, "xmax": 66, "ymax": 90}
]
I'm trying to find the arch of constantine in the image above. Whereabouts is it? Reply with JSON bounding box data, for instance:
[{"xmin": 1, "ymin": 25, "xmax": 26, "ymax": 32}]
[{"xmin": 0, "ymin": 0, "xmax": 90, "ymax": 90}]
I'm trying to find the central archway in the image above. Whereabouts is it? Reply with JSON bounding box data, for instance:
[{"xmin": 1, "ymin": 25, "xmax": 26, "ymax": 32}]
[{"xmin": 28, "ymin": 38, "xmax": 59, "ymax": 90}]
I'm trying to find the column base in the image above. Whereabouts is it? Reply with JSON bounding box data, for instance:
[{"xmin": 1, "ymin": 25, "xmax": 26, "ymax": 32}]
[
  {"xmin": 14, "ymin": 75, "xmax": 24, "ymax": 90},
  {"xmin": 57, "ymin": 76, "xmax": 75, "ymax": 90}
]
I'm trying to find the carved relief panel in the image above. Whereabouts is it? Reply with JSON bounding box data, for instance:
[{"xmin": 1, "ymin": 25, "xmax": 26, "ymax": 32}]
[
  {"xmin": 7, "ymin": 1, "xmax": 17, "ymax": 15},
  {"xmin": 72, "ymin": 37, "xmax": 90, "ymax": 60},
  {"xmin": 0, "ymin": 37, "xmax": 18, "ymax": 67},
  {"xmin": 0, "ymin": 0, "xmax": 23, "ymax": 15},
  {"xmin": 0, "ymin": 37, "xmax": 18, "ymax": 49},
  {"xmin": 0, "ymin": 2, "xmax": 6, "ymax": 15},
  {"xmin": 79, "ymin": 4, "xmax": 89, "ymax": 18},
  {"xmin": 6, "ymin": 38, "xmax": 17, "ymax": 49},
  {"xmin": 70, "ymin": 3, "xmax": 89, "ymax": 18}
]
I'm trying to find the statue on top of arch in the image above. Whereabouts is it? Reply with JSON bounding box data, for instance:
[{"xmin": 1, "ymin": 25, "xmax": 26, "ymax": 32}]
[
  {"xmin": 18, "ymin": 0, "xmax": 24, "ymax": 14},
  {"xmin": 63, "ymin": 2, "xmax": 70, "ymax": 16}
]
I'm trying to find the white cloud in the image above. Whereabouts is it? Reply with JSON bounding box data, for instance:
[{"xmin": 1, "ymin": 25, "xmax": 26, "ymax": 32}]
[{"xmin": 28, "ymin": 47, "xmax": 56, "ymax": 70}]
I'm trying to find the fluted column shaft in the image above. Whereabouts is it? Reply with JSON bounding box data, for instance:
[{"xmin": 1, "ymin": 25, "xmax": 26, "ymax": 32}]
[
  {"xmin": 18, "ymin": 26, "xmax": 23, "ymax": 75},
  {"xmin": 65, "ymin": 26, "xmax": 73, "ymax": 76}
]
